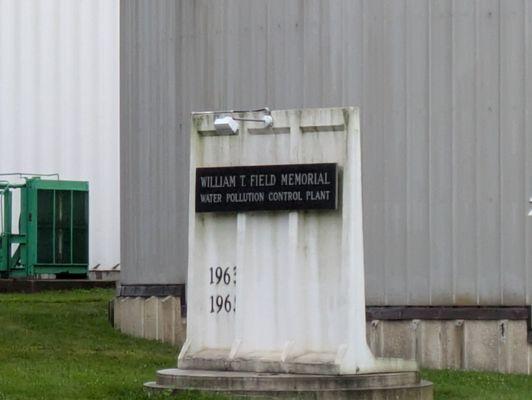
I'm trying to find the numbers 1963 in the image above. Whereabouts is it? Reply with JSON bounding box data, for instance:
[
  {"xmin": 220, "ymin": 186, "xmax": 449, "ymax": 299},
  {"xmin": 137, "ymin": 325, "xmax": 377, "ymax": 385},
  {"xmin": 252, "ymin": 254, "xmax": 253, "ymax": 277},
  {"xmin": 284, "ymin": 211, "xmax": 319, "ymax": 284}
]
[
  {"xmin": 209, "ymin": 266, "xmax": 236, "ymax": 285},
  {"xmin": 209, "ymin": 266, "xmax": 236, "ymax": 314}
]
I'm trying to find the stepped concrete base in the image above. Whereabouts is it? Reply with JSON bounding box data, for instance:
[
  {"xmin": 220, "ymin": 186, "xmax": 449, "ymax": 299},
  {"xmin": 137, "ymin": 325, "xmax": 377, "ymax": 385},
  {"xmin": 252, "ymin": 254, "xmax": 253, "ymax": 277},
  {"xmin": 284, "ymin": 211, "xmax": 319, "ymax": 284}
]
[{"xmin": 144, "ymin": 369, "xmax": 433, "ymax": 399}]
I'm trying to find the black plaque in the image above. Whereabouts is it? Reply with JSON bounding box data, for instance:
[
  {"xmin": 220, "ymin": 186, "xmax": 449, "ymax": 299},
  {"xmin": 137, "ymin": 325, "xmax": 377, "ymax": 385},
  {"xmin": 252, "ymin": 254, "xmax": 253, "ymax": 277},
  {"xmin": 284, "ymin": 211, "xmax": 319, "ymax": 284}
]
[{"xmin": 196, "ymin": 163, "xmax": 338, "ymax": 213}]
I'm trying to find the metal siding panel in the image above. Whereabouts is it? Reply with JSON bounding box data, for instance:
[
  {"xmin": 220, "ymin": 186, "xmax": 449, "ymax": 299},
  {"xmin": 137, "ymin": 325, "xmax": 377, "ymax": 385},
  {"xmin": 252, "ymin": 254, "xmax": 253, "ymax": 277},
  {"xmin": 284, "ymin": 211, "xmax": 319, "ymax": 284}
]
[
  {"xmin": 121, "ymin": 0, "xmax": 142, "ymax": 284},
  {"xmin": 221, "ymin": 0, "xmax": 235, "ymax": 106},
  {"xmin": 120, "ymin": 0, "xmax": 531, "ymax": 305},
  {"xmin": 119, "ymin": 0, "xmax": 133, "ymax": 280},
  {"xmin": 340, "ymin": 0, "xmax": 373, "ymax": 303},
  {"xmin": 362, "ymin": 0, "xmax": 386, "ymax": 304},
  {"xmin": 121, "ymin": 0, "xmax": 184, "ymax": 284},
  {"xmin": 283, "ymin": 0, "xmax": 305, "ymax": 108},
  {"xmin": 210, "ymin": 0, "xmax": 226, "ymax": 108},
  {"xmin": 341, "ymin": 0, "xmax": 363, "ymax": 106},
  {"xmin": 500, "ymin": 0, "xmax": 526, "ymax": 305},
  {"xmin": 156, "ymin": 0, "xmax": 181, "ymax": 285},
  {"xmin": 234, "ymin": 0, "xmax": 253, "ymax": 107},
  {"xmin": 382, "ymin": 0, "xmax": 408, "ymax": 304},
  {"xmin": 266, "ymin": 0, "xmax": 287, "ymax": 106},
  {"xmin": 248, "ymin": 0, "xmax": 268, "ymax": 107},
  {"xmin": 282, "ymin": 0, "xmax": 305, "ymax": 108},
  {"xmin": 124, "ymin": 0, "xmax": 141, "ymax": 283},
  {"xmin": 0, "ymin": 0, "xmax": 119, "ymax": 268},
  {"xmin": 429, "ymin": 0, "xmax": 454, "ymax": 304},
  {"xmin": 302, "ymin": 0, "xmax": 322, "ymax": 107},
  {"xmin": 527, "ymin": 0, "xmax": 532, "ymax": 305},
  {"xmin": 452, "ymin": 0, "xmax": 477, "ymax": 304},
  {"xmin": 405, "ymin": 0, "xmax": 430, "ymax": 305},
  {"xmin": 476, "ymin": 0, "xmax": 501, "ymax": 304},
  {"xmin": 0, "ymin": 2, "xmax": 16, "ymax": 170},
  {"xmin": 133, "ymin": 0, "xmax": 149, "ymax": 283},
  {"xmin": 320, "ymin": 0, "xmax": 344, "ymax": 106}
]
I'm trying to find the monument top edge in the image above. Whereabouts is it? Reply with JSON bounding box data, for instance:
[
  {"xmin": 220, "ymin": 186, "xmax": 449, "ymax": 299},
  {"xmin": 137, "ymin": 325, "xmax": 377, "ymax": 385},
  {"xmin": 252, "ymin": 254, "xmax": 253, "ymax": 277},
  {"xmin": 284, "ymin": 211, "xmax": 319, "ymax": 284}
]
[{"xmin": 191, "ymin": 106, "xmax": 359, "ymax": 116}]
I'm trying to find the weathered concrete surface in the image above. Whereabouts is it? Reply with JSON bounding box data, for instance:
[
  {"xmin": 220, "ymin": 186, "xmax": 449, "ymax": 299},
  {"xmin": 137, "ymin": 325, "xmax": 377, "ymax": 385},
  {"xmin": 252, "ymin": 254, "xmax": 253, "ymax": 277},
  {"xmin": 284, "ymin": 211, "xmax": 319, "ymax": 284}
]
[
  {"xmin": 367, "ymin": 320, "xmax": 531, "ymax": 374},
  {"xmin": 143, "ymin": 297, "xmax": 158, "ymax": 340},
  {"xmin": 464, "ymin": 321, "xmax": 499, "ymax": 371},
  {"xmin": 416, "ymin": 321, "xmax": 442, "ymax": 369},
  {"xmin": 441, "ymin": 320, "xmax": 464, "ymax": 370},
  {"xmin": 113, "ymin": 296, "xmax": 185, "ymax": 347},
  {"xmin": 407, "ymin": 320, "xmax": 464, "ymax": 370},
  {"xmin": 500, "ymin": 320, "xmax": 528, "ymax": 374},
  {"xmin": 158, "ymin": 296, "xmax": 185, "ymax": 346},
  {"xmin": 380, "ymin": 321, "xmax": 417, "ymax": 360},
  {"xmin": 145, "ymin": 369, "xmax": 433, "ymax": 399}
]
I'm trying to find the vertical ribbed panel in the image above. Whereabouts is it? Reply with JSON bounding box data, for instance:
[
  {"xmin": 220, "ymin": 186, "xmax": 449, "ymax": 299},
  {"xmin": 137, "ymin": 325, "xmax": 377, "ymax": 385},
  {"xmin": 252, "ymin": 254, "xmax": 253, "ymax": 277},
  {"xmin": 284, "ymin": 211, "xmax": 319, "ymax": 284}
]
[
  {"xmin": 121, "ymin": 0, "xmax": 532, "ymax": 306},
  {"xmin": 0, "ymin": 0, "xmax": 119, "ymax": 267}
]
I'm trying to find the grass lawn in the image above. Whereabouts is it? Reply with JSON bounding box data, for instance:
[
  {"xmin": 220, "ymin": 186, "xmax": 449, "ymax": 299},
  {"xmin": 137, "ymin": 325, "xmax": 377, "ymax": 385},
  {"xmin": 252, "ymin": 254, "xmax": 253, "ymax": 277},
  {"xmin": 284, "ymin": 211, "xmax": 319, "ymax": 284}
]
[{"xmin": 0, "ymin": 289, "xmax": 529, "ymax": 399}]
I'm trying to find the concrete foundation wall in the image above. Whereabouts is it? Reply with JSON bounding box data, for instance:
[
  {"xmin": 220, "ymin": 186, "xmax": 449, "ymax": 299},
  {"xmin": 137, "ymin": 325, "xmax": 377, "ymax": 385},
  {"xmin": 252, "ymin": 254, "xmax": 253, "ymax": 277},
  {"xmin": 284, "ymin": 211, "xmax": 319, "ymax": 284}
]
[
  {"xmin": 113, "ymin": 296, "xmax": 186, "ymax": 347},
  {"xmin": 113, "ymin": 297, "xmax": 531, "ymax": 375},
  {"xmin": 367, "ymin": 320, "xmax": 531, "ymax": 375}
]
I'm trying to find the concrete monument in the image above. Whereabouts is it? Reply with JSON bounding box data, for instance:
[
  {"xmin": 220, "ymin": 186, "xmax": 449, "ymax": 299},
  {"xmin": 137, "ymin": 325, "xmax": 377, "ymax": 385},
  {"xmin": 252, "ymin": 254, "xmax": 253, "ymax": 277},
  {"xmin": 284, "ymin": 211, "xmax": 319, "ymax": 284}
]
[{"xmin": 146, "ymin": 107, "xmax": 433, "ymax": 399}]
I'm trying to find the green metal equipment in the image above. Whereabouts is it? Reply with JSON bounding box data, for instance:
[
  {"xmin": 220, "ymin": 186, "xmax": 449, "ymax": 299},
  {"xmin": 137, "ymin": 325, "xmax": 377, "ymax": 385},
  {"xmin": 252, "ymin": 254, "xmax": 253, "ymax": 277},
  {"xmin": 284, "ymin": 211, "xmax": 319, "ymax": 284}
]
[{"xmin": 0, "ymin": 175, "xmax": 89, "ymax": 278}]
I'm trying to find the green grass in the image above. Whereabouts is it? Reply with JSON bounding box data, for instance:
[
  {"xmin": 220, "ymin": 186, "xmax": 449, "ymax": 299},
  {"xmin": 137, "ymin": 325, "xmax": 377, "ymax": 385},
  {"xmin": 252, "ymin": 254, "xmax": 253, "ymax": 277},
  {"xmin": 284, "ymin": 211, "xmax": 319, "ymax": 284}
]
[
  {"xmin": 0, "ymin": 289, "xmax": 222, "ymax": 400},
  {"xmin": 422, "ymin": 368, "xmax": 531, "ymax": 400},
  {"xmin": 0, "ymin": 289, "xmax": 529, "ymax": 399}
]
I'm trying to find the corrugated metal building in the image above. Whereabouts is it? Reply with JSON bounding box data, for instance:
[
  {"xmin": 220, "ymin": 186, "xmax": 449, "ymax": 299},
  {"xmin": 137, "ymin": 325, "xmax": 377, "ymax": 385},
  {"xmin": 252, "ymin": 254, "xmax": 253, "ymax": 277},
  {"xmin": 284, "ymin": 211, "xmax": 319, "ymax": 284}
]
[
  {"xmin": 0, "ymin": 0, "xmax": 120, "ymax": 268},
  {"xmin": 118, "ymin": 0, "xmax": 532, "ymax": 373}
]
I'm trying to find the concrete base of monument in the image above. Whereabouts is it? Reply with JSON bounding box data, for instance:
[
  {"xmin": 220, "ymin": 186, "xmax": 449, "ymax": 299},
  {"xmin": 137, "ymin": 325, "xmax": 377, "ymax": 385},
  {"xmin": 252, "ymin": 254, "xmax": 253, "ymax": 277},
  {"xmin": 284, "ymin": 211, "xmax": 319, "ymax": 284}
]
[
  {"xmin": 178, "ymin": 347, "xmax": 419, "ymax": 375},
  {"xmin": 144, "ymin": 369, "xmax": 433, "ymax": 399}
]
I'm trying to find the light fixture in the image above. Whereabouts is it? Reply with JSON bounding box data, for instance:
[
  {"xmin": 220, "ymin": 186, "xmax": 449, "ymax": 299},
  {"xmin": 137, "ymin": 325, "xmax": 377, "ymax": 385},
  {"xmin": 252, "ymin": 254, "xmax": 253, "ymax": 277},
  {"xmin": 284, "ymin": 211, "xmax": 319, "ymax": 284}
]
[
  {"xmin": 213, "ymin": 107, "xmax": 273, "ymax": 134},
  {"xmin": 214, "ymin": 116, "xmax": 240, "ymax": 134}
]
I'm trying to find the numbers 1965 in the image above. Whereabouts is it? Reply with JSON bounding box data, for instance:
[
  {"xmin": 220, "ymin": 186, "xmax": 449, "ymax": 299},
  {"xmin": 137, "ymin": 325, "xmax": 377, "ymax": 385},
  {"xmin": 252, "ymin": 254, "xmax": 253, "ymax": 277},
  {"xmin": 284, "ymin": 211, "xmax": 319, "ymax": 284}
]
[
  {"xmin": 209, "ymin": 266, "xmax": 236, "ymax": 314},
  {"xmin": 210, "ymin": 294, "xmax": 236, "ymax": 313}
]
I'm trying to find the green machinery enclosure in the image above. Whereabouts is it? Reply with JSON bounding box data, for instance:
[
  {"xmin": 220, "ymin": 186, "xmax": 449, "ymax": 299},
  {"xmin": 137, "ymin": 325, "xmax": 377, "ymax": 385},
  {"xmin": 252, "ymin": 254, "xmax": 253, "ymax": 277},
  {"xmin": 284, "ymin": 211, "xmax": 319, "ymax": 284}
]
[{"xmin": 0, "ymin": 177, "xmax": 89, "ymax": 278}]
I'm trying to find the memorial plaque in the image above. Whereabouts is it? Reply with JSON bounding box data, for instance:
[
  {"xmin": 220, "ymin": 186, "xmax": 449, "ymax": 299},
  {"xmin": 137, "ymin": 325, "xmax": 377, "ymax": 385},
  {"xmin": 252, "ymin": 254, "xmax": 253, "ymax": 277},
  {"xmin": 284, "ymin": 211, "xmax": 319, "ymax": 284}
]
[
  {"xmin": 181, "ymin": 107, "xmax": 418, "ymax": 377},
  {"xmin": 195, "ymin": 163, "xmax": 338, "ymax": 213}
]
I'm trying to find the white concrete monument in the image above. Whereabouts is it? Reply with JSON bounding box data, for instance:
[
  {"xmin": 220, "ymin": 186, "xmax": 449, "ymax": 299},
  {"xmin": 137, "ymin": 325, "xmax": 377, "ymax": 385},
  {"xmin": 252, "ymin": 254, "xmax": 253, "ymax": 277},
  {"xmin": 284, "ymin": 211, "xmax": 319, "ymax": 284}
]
[{"xmin": 147, "ymin": 107, "xmax": 432, "ymax": 399}]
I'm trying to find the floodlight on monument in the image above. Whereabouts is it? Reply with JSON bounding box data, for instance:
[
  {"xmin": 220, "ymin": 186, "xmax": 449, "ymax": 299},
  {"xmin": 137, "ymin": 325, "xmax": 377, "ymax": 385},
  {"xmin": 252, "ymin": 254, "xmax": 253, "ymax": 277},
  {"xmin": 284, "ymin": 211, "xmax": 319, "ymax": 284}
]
[{"xmin": 213, "ymin": 107, "xmax": 273, "ymax": 134}]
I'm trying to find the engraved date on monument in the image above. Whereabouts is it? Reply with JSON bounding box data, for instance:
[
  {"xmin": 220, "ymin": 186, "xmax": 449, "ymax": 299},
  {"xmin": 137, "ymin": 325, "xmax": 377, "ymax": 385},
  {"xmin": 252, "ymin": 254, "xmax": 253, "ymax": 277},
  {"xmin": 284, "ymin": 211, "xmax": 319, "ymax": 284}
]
[
  {"xmin": 209, "ymin": 266, "xmax": 237, "ymax": 285},
  {"xmin": 209, "ymin": 294, "xmax": 236, "ymax": 314},
  {"xmin": 209, "ymin": 266, "xmax": 236, "ymax": 314}
]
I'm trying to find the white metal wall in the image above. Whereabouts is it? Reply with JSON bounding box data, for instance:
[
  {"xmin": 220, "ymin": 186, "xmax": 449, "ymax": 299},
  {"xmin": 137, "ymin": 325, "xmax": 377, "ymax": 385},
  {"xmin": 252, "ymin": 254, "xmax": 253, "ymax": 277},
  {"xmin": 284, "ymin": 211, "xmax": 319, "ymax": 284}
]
[{"xmin": 0, "ymin": 0, "xmax": 119, "ymax": 268}]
